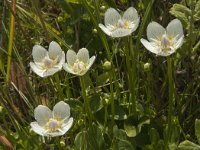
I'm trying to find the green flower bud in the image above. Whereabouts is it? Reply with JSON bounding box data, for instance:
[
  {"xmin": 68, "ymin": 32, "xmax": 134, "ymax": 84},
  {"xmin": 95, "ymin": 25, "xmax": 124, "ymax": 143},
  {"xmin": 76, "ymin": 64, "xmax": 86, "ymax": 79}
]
[
  {"xmin": 143, "ymin": 62, "xmax": 151, "ymax": 72},
  {"xmin": 60, "ymin": 140, "xmax": 65, "ymax": 147},
  {"xmin": 103, "ymin": 61, "xmax": 111, "ymax": 71},
  {"xmin": 92, "ymin": 28, "xmax": 98, "ymax": 34},
  {"xmin": 100, "ymin": 6, "xmax": 106, "ymax": 11},
  {"xmin": 78, "ymin": 119, "xmax": 84, "ymax": 126},
  {"xmin": 0, "ymin": 106, "xmax": 3, "ymax": 113}
]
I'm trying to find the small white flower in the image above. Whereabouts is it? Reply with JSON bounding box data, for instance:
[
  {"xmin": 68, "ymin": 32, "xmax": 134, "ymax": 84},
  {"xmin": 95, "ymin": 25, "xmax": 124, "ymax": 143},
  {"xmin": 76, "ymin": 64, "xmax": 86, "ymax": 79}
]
[
  {"xmin": 30, "ymin": 41, "xmax": 65, "ymax": 77},
  {"xmin": 140, "ymin": 19, "xmax": 184, "ymax": 56},
  {"xmin": 99, "ymin": 7, "xmax": 140, "ymax": 38},
  {"xmin": 30, "ymin": 101, "xmax": 73, "ymax": 137},
  {"xmin": 63, "ymin": 48, "xmax": 96, "ymax": 76}
]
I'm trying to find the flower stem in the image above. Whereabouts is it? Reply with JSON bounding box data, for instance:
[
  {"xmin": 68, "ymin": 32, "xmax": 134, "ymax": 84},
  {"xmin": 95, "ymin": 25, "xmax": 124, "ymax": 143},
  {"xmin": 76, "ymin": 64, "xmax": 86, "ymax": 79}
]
[
  {"xmin": 125, "ymin": 37, "xmax": 136, "ymax": 114},
  {"xmin": 109, "ymin": 71, "xmax": 115, "ymax": 128},
  {"xmin": 167, "ymin": 56, "xmax": 174, "ymax": 144},
  {"xmin": 79, "ymin": 76, "xmax": 93, "ymax": 126},
  {"xmin": 54, "ymin": 74, "xmax": 63, "ymax": 100},
  {"xmin": 6, "ymin": 0, "xmax": 16, "ymax": 82}
]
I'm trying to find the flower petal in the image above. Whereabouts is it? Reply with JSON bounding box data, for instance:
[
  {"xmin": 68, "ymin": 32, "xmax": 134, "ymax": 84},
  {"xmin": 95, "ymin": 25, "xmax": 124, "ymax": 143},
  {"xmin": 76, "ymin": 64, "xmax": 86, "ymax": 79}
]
[
  {"xmin": 166, "ymin": 19, "xmax": 184, "ymax": 40},
  {"xmin": 86, "ymin": 56, "xmax": 96, "ymax": 70},
  {"xmin": 30, "ymin": 62, "xmax": 45, "ymax": 77},
  {"xmin": 48, "ymin": 41, "xmax": 62, "ymax": 60},
  {"xmin": 43, "ymin": 67, "xmax": 61, "ymax": 77},
  {"xmin": 158, "ymin": 47, "xmax": 176, "ymax": 56},
  {"xmin": 104, "ymin": 8, "xmax": 121, "ymax": 27},
  {"xmin": 111, "ymin": 28, "xmax": 132, "ymax": 37},
  {"xmin": 34, "ymin": 105, "xmax": 52, "ymax": 126},
  {"xmin": 122, "ymin": 7, "xmax": 139, "ymax": 23},
  {"xmin": 60, "ymin": 117, "xmax": 73, "ymax": 134},
  {"xmin": 147, "ymin": 21, "xmax": 165, "ymax": 42},
  {"xmin": 173, "ymin": 35, "xmax": 184, "ymax": 50},
  {"xmin": 63, "ymin": 63, "xmax": 76, "ymax": 75},
  {"xmin": 44, "ymin": 131, "xmax": 63, "ymax": 137},
  {"xmin": 67, "ymin": 50, "xmax": 77, "ymax": 66},
  {"xmin": 99, "ymin": 24, "xmax": 112, "ymax": 36},
  {"xmin": 32, "ymin": 45, "xmax": 48, "ymax": 63},
  {"xmin": 140, "ymin": 38, "xmax": 160, "ymax": 55},
  {"xmin": 77, "ymin": 48, "xmax": 89, "ymax": 64},
  {"xmin": 54, "ymin": 51, "xmax": 65, "ymax": 70},
  {"xmin": 30, "ymin": 122, "xmax": 46, "ymax": 136},
  {"xmin": 53, "ymin": 101, "xmax": 70, "ymax": 121},
  {"xmin": 130, "ymin": 18, "xmax": 140, "ymax": 32}
]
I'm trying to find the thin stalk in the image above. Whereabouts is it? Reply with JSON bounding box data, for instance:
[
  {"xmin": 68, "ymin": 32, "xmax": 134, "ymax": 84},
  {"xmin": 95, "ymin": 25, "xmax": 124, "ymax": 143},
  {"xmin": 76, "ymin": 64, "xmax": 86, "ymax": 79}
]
[
  {"xmin": 65, "ymin": 75, "xmax": 71, "ymax": 98},
  {"xmin": 6, "ymin": 0, "xmax": 16, "ymax": 82},
  {"xmin": 82, "ymin": 0, "xmax": 117, "ymax": 130},
  {"xmin": 167, "ymin": 57, "xmax": 174, "ymax": 144},
  {"xmin": 109, "ymin": 71, "xmax": 115, "ymax": 128},
  {"xmin": 125, "ymin": 37, "xmax": 136, "ymax": 113},
  {"xmin": 129, "ymin": 37, "xmax": 137, "ymax": 113},
  {"xmin": 124, "ymin": 37, "xmax": 133, "ymax": 113},
  {"xmin": 79, "ymin": 76, "xmax": 93, "ymax": 126},
  {"xmin": 54, "ymin": 74, "xmax": 63, "ymax": 100}
]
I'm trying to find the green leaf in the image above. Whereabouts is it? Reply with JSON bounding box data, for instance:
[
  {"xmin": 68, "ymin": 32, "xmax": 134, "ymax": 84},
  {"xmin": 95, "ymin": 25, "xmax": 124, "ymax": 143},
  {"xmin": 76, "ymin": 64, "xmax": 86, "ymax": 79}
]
[
  {"xmin": 195, "ymin": 119, "xmax": 200, "ymax": 144},
  {"xmin": 112, "ymin": 138, "xmax": 135, "ymax": 150},
  {"xmin": 87, "ymin": 124, "xmax": 106, "ymax": 150},
  {"xmin": 90, "ymin": 94, "xmax": 104, "ymax": 113},
  {"xmin": 138, "ymin": 119, "xmax": 150, "ymax": 133},
  {"xmin": 113, "ymin": 126, "xmax": 128, "ymax": 141},
  {"xmin": 178, "ymin": 140, "xmax": 200, "ymax": 150},
  {"xmin": 170, "ymin": 4, "xmax": 191, "ymax": 27},
  {"xmin": 74, "ymin": 124, "xmax": 106, "ymax": 150},
  {"xmin": 74, "ymin": 131, "xmax": 87, "ymax": 150},
  {"xmin": 195, "ymin": 0, "xmax": 200, "ymax": 12},
  {"xmin": 124, "ymin": 123, "xmax": 137, "ymax": 137},
  {"xmin": 96, "ymin": 72, "xmax": 110, "ymax": 86},
  {"xmin": 149, "ymin": 128, "xmax": 160, "ymax": 145}
]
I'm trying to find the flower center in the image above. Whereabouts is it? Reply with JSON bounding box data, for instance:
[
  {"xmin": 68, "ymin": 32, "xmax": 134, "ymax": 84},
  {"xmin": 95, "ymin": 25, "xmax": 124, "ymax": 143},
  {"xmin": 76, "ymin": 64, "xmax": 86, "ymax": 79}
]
[
  {"xmin": 38, "ymin": 56, "xmax": 58, "ymax": 69},
  {"xmin": 116, "ymin": 19, "xmax": 130, "ymax": 29},
  {"xmin": 45, "ymin": 118, "xmax": 61, "ymax": 132},
  {"xmin": 160, "ymin": 34, "xmax": 171, "ymax": 50},
  {"xmin": 72, "ymin": 59, "xmax": 87, "ymax": 74}
]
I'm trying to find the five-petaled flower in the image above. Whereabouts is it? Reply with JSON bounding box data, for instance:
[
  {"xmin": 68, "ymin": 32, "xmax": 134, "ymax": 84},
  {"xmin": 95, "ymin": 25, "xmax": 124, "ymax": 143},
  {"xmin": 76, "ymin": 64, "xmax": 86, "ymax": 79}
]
[
  {"xmin": 140, "ymin": 19, "xmax": 184, "ymax": 56},
  {"xmin": 99, "ymin": 7, "xmax": 140, "ymax": 38},
  {"xmin": 30, "ymin": 101, "xmax": 73, "ymax": 137},
  {"xmin": 63, "ymin": 48, "xmax": 96, "ymax": 76},
  {"xmin": 30, "ymin": 41, "xmax": 65, "ymax": 77}
]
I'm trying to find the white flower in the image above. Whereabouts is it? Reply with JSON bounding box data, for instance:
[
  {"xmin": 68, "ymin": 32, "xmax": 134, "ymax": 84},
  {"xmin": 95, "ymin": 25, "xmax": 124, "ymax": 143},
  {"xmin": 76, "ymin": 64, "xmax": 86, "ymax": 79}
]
[
  {"xmin": 63, "ymin": 48, "xmax": 96, "ymax": 76},
  {"xmin": 140, "ymin": 19, "xmax": 184, "ymax": 56},
  {"xmin": 30, "ymin": 101, "xmax": 73, "ymax": 137},
  {"xmin": 30, "ymin": 41, "xmax": 65, "ymax": 77},
  {"xmin": 99, "ymin": 7, "xmax": 140, "ymax": 38}
]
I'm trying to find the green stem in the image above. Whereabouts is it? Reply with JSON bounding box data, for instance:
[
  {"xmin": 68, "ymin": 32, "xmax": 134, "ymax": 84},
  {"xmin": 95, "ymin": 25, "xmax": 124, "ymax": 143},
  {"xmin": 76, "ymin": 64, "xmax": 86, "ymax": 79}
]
[
  {"xmin": 80, "ymin": 76, "xmax": 92, "ymax": 126},
  {"xmin": 167, "ymin": 57, "xmax": 174, "ymax": 144},
  {"xmin": 54, "ymin": 74, "xmax": 63, "ymax": 100},
  {"xmin": 125, "ymin": 37, "xmax": 136, "ymax": 113},
  {"xmin": 6, "ymin": 0, "xmax": 16, "ymax": 82},
  {"xmin": 109, "ymin": 71, "xmax": 115, "ymax": 128},
  {"xmin": 130, "ymin": 37, "xmax": 137, "ymax": 113},
  {"xmin": 65, "ymin": 75, "xmax": 71, "ymax": 98}
]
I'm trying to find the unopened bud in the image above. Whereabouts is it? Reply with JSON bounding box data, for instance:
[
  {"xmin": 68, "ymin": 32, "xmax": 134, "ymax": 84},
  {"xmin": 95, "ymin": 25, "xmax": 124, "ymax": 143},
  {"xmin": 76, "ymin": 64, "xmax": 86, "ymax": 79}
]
[
  {"xmin": 103, "ymin": 98, "xmax": 109, "ymax": 105},
  {"xmin": 100, "ymin": 6, "xmax": 106, "ymax": 11},
  {"xmin": 78, "ymin": 119, "xmax": 84, "ymax": 126},
  {"xmin": 0, "ymin": 106, "xmax": 3, "ymax": 113},
  {"xmin": 92, "ymin": 28, "xmax": 98, "ymax": 34},
  {"xmin": 60, "ymin": 140, "xmax": 65, "ymax": 147},
  {"xmin": 103, "ymin": 61, "xmax": 111, "ymax": 71},
  {"xmin": 143, "ymin": 63, "xmax": 151, "ymax": 71}
]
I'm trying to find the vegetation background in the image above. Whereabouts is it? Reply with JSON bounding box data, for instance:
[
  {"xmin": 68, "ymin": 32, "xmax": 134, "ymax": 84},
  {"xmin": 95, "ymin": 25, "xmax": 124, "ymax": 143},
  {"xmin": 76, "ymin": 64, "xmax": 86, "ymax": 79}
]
[{"xmin": 0, "ymin": 0, "xmax": 200, "ymax": 149}]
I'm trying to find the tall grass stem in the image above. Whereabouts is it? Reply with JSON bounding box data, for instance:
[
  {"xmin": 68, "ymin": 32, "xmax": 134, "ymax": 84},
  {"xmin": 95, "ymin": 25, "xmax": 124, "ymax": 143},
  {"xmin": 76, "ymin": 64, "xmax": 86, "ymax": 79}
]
[{"xmin": 6, "ymin": 0, "xmax": 16, "ymax": 82}]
